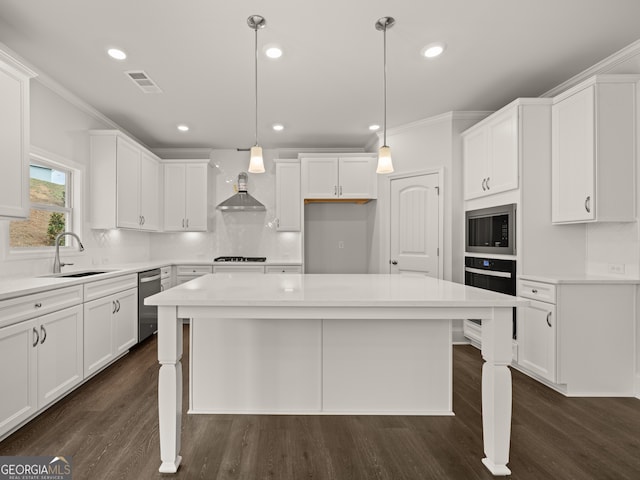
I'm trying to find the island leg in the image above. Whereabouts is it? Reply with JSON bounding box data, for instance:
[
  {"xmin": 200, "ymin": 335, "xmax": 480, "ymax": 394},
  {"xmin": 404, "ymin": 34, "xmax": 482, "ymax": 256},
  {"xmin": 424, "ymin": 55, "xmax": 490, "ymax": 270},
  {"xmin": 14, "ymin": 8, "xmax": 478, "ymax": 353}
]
[
  {"xmin": 480, "ymin": 307, "xmax": 513, "ymax": 476},
  {"xmin": 157, "ymin": 306, "xmax": 183, "ymax": 473}
]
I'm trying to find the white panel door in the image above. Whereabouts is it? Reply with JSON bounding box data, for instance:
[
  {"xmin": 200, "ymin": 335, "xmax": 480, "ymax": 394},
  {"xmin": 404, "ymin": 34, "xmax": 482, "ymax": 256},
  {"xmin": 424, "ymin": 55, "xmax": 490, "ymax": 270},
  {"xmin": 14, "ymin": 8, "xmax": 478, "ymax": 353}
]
[
  {"xmin": 519, "ymin": 299, "xmax": 557, "ymax": 382},
  {"xmin": 463, "ymin": 128, "xmax": 488, "ymax": 200},
  {"xmin": 185, "ymin": 163, "xmax": 208, "ymax": 231},
  {"xmin": 116, "ymin": 139, "xmax": 141, "ymax": 229},
  {"xmin": 83, "ymin": 296, "xmax": 114, "ymax": 377},
  {"xmin": 139, "ymin": 151, "xmax": 160, "ymax": 231},
  {"xmin": 163, "ymin": 163, "xmax": 187, "ymax": 231},
  {"xmin": 275, "ymin": 161, "xmax": 301, "ymax": 231},
  {"xmin": 487, "ymin": 108, "xmax": 519, "ymax": 195},
  {"xmin": 0, "ymin": 319, "xmax": 37, "ymax": 437},
  {"xmin": 552, "ymin": 86, "xmax": 595, "ymax": 223},
  {"xmin": 37, "ymin": 305, "xmax": 83, "ymax": 409},
  {"xmin": 301, "ymin": 158, "xmax": 338, "ymax": 198},
  {"xmin": 339, "ymin": 157, "xmax": 376, "ymax": 198},
  {"xmin": 390, "ymin": 173, "xmax": 440, "ymax": 278},
  {"xmin": 113, "ymin": 288, "xmax": 138, "ymax": 356}
]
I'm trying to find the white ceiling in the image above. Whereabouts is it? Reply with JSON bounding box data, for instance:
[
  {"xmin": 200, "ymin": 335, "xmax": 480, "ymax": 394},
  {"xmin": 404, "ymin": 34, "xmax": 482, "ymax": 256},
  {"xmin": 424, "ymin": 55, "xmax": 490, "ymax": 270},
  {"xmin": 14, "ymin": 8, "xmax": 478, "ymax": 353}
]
[{"xmin": 2, "ymin": 1, "xmax": 640, "ymax": 152}]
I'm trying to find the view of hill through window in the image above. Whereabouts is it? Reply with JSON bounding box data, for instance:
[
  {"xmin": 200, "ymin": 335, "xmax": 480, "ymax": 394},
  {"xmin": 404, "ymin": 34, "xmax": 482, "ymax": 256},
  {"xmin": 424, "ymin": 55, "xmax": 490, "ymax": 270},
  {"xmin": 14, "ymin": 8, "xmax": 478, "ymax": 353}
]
[{"xmin": 10, "ymin": 166, "xmax": 70, "ymax": 248}]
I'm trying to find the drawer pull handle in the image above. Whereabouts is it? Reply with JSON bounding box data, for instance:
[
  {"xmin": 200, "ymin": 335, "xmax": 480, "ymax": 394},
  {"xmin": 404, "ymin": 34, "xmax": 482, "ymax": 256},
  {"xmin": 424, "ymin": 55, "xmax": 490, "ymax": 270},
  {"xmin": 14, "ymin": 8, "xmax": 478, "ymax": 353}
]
[
  {"xmin": 32, "ymin": 327, "xmax": 39, "ymax": 347},
  {"xmin": 546, "ymin": 312, "xmax": 552, "ymax": 327},
  {"xmin": 531, "ymin": 289, "xmax": 538, "ymax": 294},
  {"xmin": 40, "ymin": 325, "xmax": 47, "ymax": 344},
  {"xmin": 34, "ymin": 302, "xmax": 42, "ymax": 309}
]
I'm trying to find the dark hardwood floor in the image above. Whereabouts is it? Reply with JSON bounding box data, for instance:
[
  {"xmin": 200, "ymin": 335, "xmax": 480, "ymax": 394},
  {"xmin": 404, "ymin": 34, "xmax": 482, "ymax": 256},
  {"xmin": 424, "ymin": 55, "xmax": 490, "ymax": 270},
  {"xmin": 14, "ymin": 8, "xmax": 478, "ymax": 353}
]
[{"xmin": 1, "ymin": 325, "xmax": 639, "ymax": 479}]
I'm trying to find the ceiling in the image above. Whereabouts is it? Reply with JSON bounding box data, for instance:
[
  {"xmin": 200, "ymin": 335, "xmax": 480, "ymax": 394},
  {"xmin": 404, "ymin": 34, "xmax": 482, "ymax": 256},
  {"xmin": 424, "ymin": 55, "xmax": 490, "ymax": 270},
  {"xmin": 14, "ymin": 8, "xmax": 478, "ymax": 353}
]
[{"xmin": 2, "ymin": 1, "xmax": 640, "ymax": 152}]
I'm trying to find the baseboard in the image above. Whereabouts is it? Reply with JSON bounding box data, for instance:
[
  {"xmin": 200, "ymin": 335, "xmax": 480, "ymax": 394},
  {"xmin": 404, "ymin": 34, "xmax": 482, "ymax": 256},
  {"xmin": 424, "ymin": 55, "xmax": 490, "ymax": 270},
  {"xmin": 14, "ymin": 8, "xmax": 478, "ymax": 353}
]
[{"xmin": 635, "ymin": 374, "xmax": 640, "ymax": 399}]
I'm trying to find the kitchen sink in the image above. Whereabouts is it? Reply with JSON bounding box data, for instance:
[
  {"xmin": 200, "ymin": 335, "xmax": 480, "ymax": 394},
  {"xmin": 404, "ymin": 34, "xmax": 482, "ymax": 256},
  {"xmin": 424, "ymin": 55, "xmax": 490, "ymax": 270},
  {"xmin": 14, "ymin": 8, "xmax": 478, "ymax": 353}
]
[{"xmin": 42, "ymin": 270, "xmax": 116, "ymax": 278}]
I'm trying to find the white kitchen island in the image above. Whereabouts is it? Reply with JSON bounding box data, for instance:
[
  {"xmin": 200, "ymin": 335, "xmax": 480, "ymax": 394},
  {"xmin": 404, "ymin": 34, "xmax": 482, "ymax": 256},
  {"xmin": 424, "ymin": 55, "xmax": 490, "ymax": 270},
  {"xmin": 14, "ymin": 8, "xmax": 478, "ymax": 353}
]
[{"xmin": 146, "ymin": 273, "xmax": 525, "ymax": 476}]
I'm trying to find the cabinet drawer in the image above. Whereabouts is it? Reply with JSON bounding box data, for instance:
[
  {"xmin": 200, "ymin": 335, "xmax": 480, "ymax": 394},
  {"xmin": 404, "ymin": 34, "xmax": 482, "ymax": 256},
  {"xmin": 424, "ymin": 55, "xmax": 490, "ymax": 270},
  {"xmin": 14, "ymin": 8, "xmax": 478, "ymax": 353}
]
[
  {"xmin": 160, "ymin": 266, "xmax": 172, "ymax": 279},
  {"xmin": 265, "ymin": 266, "xmax": 302, "ymax": 274},
  {"xmin": 213, "ymin": 265, "xmax": 265, "ymax": 273},
  {"xmin": 0, "ymin": 285, "xmax": 83, "ymax": 329},
  {"xmin": 84, "ymin": 274, "xmax": 138, "ymax": 302},
  {"xmin": 176, "ymin": 265, "xmax": 212, "ymax": 276},
  {"xmin": 518, "ymin": 280, "xmax": 556, "ymax": 303}
]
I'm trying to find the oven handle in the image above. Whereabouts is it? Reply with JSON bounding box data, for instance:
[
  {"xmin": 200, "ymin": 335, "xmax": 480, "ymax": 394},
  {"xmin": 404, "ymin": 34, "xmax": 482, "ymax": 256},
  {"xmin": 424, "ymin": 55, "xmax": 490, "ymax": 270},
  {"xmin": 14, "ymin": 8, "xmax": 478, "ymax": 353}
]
[{"xmin": 464, "ymin": 267, "xmax": 512, "ymax": 278}]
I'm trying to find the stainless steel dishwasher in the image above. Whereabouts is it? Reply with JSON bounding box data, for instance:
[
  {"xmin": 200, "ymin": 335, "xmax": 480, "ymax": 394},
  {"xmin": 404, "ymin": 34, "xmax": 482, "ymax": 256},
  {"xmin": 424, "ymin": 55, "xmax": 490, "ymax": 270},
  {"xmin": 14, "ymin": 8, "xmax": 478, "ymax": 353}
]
[{"xmin": 138, "ymin": 268, "xmax": 161, "ymax": 343}]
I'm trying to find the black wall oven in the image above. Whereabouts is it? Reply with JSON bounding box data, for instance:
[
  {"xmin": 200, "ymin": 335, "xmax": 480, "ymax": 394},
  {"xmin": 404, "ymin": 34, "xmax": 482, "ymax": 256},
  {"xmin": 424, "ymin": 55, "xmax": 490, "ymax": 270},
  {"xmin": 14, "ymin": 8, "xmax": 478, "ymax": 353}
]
[
  {"xmin": 466, "ymin": 204, "xmax": 516, "ymax": 256},
  {"xmin": 464, "ymin": 256, "xmax": 517, "ymax": 342}
]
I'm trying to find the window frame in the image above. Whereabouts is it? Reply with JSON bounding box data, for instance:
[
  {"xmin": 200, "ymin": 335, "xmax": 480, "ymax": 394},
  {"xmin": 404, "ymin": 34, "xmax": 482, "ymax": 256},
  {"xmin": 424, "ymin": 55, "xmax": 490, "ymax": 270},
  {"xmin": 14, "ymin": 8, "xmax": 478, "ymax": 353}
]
[{"xmin": 4, "ymin": 147, "xmax": 84, "ymax": 260}]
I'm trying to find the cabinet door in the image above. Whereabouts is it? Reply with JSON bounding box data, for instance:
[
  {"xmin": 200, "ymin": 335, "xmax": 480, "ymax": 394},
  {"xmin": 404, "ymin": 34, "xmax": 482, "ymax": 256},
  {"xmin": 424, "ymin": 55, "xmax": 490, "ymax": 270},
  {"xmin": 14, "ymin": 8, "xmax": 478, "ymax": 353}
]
[
  {"xmin": 185, "ymin": 163, "xmax": 208, "ymax": 231},
  {"xmin": 463, "ymin": 128, "xmax": 488, "ymax": 200},
  {"xmin": 519, "ymin": 299, "xmax": 556, "ymax": 382},
  {"xmin": 0, "ymin": 319, "xmax": 37, "ymax": 438},
  {"xmin": 83, "ymin": 296, "xmax": 115, "ymax": 377},
  {"xmin": 139, "ymin": 151, "xmax": 160, "ymax": 231},
  {"xmin": 552, "ymin": 86, "xmax": 595, "ymax": 223},
  {"xmin": 339, "ymin": 157, "xmax": 377, "ymax": 199},
  {"xmin": 113, "ymin": 288, "xmax": 138, "ymax": 356},
  {"xmin": 37, "ymin": 305, "xmax": 83, "ymax": 409},
  {"xmin": 0, "ymin": 59, "xmax": 30, "ymax": 219},
  {"xmin": 116, "ymin": 139, "xmax": 142, "ymax": 229},
  {"xmin": 301, "ymin": 158, "xmax": 338, "ymax": 198},
  {"xmin": 275, "ymin": 162, "xmax": 301, "ymax": 231},
  {"xmin": 163, "ymin": 163, "xmax": 187, "ymax": 231},
  {"xmin": 487, "ymin": 108, "xmax": 519, "ymax": 195}
]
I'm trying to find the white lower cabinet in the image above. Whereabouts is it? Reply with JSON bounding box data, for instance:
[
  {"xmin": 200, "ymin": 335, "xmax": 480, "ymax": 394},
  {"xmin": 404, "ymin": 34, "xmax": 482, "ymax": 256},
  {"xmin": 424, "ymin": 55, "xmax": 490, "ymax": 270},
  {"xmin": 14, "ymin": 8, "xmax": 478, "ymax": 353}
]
[
  {"xmin": 0, "ymin": 304, "xmax": 83, "ymax": 438},
  {"xmin": 176, "ymin": 265, "xmax": 212, "ymax": 284},
  {"xmin": 518, "ymin": 298, "xmax": 556, "ymax": 382},
  {"xmin": 83, "ymin": 274, "xmax": 138, "ymax": 378},
  {"xmin": 516, "ymin": 277, "xmax": 635, "ymax": 396}
]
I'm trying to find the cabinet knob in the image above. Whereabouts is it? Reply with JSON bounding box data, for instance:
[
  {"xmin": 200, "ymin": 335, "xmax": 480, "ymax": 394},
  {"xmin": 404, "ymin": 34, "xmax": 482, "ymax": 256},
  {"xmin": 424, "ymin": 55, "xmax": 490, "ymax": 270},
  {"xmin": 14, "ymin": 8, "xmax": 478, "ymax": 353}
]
[
  {"xmin": 584, "ymin": 195, "xmax": 591, "ymax": 213},
  {"xmin": 391, "ymin": 260, "xmax": 398, "ymax": 265},
  {"xmin": 40, "ymin": 325, "xmax": 47, "ymax": 344},
  {"xmin": 334, "ymin": 185, "xmax": 338, "ymax": 196},
  {"xmin": 531, "ymin": 289, "xmax": 538, "ymax": 294},
  {"xmin": 32, "ymin": 327, "xmax": 40, "ymax": 347},
  {"xmin": 34, "ymin": 302, "xmax": 42, "ymax": 309},
  {"xmin": 486, "ymin": 177, "xmax": 490, "ymax": 190},
  {"xmin": 546, "ymin": 312, "xmax": 552, "ymax": 327},
  {"xmin": 481, "ymin": 178, "xmax": 487, "ymax": 191}
]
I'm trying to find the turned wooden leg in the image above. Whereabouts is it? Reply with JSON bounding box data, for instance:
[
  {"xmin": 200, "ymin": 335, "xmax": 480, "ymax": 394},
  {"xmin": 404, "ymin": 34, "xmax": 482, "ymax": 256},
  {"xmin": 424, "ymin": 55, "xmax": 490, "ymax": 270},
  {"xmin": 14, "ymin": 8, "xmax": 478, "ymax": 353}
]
[
  {"xmin": 480, "ymin": 307, "xmax": 513, "ymax": 476},
  {"xmin": 157, "ymin": 307, "xmax": 183, "ymax": 473}
]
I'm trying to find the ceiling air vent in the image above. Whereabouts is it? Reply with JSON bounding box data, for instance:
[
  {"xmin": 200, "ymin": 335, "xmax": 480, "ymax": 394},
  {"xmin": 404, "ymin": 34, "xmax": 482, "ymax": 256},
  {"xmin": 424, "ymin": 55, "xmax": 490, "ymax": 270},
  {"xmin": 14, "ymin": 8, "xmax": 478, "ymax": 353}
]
[{"xmin": 124, "ymin": 70, "xmax": 163, "ymax": 94}]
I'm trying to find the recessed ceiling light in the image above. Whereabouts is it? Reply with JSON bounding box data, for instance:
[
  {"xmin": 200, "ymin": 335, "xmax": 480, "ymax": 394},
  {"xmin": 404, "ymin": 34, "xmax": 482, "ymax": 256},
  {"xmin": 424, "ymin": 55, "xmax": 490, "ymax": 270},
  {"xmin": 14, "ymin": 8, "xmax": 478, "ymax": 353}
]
[
  {"xmin": 265, "ymin": 46, "xmax": 283, "ymax": 59},
  {"xmin": 422, "ymin": 42, "xmax": 446, "ymax": 59},
  {"xmin": 272, "ymin": 123, "xmax": 284, "ymax": 131},
  {"xmin": 177, "ymin": 124, "xmax": 190, "ymax": 132},
  {"xmin": 107, "ymin": 48, "xmax": 127, "ymax": 60},
  {"xmin": 369, "ymin": 124, "xmax": 380, "ymax": 131}
]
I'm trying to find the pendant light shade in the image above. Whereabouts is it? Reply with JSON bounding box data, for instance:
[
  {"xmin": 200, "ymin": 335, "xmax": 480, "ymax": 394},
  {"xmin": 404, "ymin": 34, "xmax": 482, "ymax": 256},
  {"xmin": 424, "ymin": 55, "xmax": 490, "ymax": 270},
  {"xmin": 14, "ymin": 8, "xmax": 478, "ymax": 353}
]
[
  {"xmin": 247, "ymin": 15, "xmax": 266, "ymax": 174},
  {"xmin": 249, "ymin": 146, "xmax": 265, "ymax": 173},
  {"xmin": 375, "ymin": 16, "xmax": 395, "ymax": 174}
]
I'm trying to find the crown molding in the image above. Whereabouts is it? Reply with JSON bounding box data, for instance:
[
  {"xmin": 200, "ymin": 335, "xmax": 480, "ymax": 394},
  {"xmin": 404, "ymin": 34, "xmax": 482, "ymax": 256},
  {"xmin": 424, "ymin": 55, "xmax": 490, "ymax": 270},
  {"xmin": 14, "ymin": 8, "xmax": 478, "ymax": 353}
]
[
  {"xmin": 152, "ymin": 147, "xmax": 213, "ymax": 159},
  {"xmin": 542, "ymin": 38, "xmax": 640, "ymax": 98},
  {"xmin": 385, "ymin": 111, "xmax": 493, "ymax": 137}
]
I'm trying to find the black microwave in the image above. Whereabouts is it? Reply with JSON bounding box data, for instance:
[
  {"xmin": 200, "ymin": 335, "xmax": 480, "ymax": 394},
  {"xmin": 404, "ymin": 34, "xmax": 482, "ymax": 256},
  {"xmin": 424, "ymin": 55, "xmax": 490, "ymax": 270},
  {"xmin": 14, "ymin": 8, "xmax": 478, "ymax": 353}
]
[{"xmin": 465, "ymin": 204, "xmax": 516, "ymax": 255}]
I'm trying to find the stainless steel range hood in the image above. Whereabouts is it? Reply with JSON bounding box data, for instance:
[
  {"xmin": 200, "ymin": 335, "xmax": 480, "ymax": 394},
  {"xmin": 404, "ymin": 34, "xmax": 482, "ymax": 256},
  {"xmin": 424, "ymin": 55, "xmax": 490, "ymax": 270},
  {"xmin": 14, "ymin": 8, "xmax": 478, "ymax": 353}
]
[{"xmin": 216, "ymin": 172, "xmax": 266, "ymax": 211}]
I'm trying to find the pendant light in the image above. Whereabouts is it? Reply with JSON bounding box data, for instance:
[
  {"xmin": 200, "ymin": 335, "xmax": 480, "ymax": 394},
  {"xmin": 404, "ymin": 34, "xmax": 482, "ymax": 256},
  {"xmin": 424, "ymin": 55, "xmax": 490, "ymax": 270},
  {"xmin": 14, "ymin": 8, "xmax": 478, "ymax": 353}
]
[
  {"xmin": 375, "ymin": 16, "xmax": 395, "ymax": 174},
  {"xmin": 248, "ymin": 15, "xmax": 266, "ymax": 173}
]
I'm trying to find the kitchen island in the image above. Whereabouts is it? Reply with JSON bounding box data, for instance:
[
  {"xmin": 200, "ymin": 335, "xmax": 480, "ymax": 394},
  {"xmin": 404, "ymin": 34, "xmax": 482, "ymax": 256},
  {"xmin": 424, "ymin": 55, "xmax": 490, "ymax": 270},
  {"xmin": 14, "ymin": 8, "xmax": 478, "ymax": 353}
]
[{"xmin": 146, "ymin": 273, "xmax": 525, "ymax": 476}]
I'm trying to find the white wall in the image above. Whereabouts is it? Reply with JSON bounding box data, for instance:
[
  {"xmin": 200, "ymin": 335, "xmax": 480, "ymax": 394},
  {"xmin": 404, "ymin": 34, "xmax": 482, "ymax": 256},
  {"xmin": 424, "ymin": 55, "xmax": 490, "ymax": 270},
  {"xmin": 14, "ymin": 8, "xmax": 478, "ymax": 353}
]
[{"xmin": 150, "ymin": 149, "xmax": 302, "ymax": 263}]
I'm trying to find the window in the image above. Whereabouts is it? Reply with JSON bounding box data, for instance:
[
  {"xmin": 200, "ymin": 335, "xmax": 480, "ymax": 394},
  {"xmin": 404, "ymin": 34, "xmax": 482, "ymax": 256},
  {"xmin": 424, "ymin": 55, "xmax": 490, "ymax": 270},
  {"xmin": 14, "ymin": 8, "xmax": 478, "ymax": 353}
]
[{"xmin": 9, "ymin": 161, "xmax": 73, "ymax": 248}]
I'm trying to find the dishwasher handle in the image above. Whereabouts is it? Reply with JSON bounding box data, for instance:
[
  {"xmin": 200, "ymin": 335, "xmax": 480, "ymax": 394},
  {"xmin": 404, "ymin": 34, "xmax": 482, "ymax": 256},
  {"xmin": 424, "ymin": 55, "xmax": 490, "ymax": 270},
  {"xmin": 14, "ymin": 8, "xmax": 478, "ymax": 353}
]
[{"xmin": 140, "ymin": 274, "xmax": 161, "ymax": 283}]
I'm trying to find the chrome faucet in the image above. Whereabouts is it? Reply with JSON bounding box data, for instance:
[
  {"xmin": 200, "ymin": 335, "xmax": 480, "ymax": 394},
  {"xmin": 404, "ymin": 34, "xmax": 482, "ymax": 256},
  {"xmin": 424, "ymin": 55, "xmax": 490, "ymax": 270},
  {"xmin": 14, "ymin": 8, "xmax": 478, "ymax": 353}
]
[{"xmin": 53, "ymin": 232, "xmax": 85, "ymax": 273}]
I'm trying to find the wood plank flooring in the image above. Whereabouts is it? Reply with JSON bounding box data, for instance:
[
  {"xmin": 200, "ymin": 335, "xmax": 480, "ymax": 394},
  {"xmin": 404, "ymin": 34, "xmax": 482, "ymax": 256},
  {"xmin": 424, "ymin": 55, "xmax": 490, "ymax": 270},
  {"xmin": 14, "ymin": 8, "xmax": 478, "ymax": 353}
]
[{"xmin": 1, "ymin": 325, "xmax": 639, "ymax": 479}]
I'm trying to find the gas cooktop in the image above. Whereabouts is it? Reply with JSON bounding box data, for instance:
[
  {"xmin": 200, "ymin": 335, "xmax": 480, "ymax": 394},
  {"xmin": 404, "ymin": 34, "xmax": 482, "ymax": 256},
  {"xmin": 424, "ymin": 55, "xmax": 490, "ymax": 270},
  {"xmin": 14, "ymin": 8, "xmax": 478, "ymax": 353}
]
[{"xmin": 213, "ymin": 256, "xmax": 267, "ymax": 262}]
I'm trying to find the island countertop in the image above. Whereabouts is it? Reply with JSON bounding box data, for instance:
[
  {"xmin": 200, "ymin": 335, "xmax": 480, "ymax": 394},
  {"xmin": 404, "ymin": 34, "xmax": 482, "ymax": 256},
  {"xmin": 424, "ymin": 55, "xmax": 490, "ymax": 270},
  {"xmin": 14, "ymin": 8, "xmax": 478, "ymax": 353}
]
[{"xmin": 146, "ymin": 273, "xmax": 527, "ymax": 308}]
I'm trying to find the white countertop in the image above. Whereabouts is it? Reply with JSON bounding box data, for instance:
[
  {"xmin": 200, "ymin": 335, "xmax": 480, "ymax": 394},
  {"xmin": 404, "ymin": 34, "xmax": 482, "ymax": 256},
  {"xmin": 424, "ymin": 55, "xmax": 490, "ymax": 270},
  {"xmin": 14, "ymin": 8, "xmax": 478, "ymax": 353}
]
[
  {"xmin": 0, "ymin": 259, "xmax": 303, "ymax": 301},
  {"xmin": 519, "ymin": 273, "xmax": 640, "ymax": 285},
  {"xmin": 146, "ymin": 273, "xmax": 526, "ymax": 308}
]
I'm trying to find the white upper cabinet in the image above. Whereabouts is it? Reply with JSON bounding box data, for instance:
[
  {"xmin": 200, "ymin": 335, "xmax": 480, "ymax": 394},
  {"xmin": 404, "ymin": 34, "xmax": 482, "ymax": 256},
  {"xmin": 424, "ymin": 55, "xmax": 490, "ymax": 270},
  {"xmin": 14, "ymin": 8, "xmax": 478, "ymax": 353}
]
[
  {"xmin": 163, "ymin": 161, "xmax": 209, "ymax": 231},
  {"xmin": 463, "ymin": 104, "xmax": 519, "ymax": 200},
  {"xmin": 0, "ymin": 50, "xmax": 36, "ymax": 219},
  {"xmin": 300, "ymin": 155, "xmax": 377, "ymax": 200},
  {"xmin": 552, "ymin": 75, "xmax": 639, "ymax": 224},
  {"xmin": 90, "ymin": 130, "xmax": 161, "ymax": 231},
  {"xmin": 275, "ymin": 160, "xmax": 301, "ymax": 231}
]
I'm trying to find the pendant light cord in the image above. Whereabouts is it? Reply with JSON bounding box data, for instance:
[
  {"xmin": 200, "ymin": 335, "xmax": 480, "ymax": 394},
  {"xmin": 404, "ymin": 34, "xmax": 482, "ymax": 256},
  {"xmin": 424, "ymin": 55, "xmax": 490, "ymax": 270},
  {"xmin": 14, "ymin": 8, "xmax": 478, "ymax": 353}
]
[
  {"xmin": 254, "ymin": 25, "xmax": 259, "ymax": 147},
  {"xmin": 383, "ymin": 24, "xmax": 387, "ymax": 147}
]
